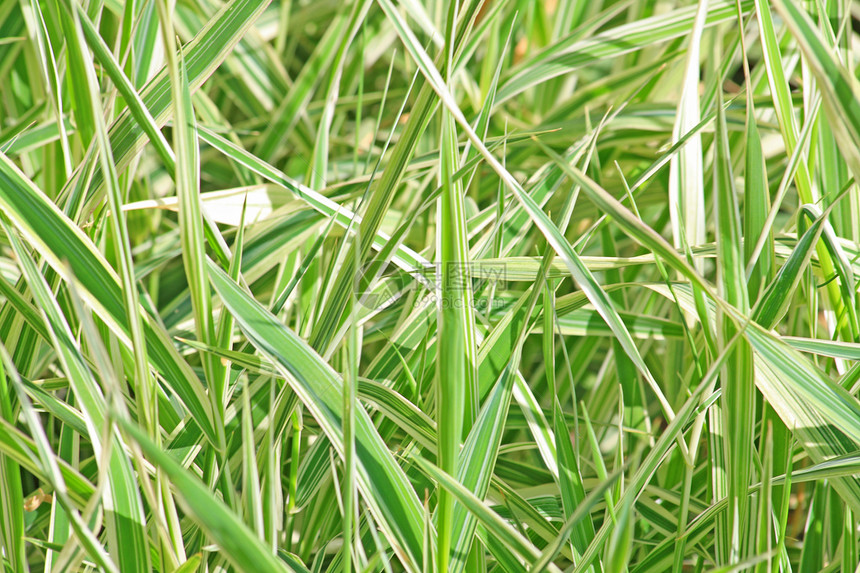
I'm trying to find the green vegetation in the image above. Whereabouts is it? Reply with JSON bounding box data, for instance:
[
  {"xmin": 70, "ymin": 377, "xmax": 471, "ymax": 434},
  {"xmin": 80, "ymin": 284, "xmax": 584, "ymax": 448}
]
[{"xmin": 1, "ymin": 0, "xmax": 860, "ymax": 570}]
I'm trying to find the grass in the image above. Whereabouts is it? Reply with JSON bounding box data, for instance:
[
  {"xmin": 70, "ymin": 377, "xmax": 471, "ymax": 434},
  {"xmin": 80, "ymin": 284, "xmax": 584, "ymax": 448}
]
[{"xmin": 0, "ymin": 0, "xmax": 860, "ymax": 571}]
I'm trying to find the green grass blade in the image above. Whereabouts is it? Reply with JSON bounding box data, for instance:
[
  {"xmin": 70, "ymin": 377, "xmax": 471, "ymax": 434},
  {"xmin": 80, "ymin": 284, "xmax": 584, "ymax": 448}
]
[
  {"xmin": 0, "ymin": 348, "xmax": 119, "ymax": 573},
  {"xmin": 0, "ymin": 324, "xmax": 25, "ymax": 573},
  {"xmin": 116, "ymin": 417, "xmax": 293, "ymax": 573},
  {"xmin": 667, "ymin": 0, "xmax": 706, "ymax": 260},
  {"xmin": 4, "ymin": 220, "xmax": 151, "ymax": 573},
  {"xmin": 772, "ymin": 0, "xmax": 860, "ymax": 184},
  {"xmin": 85, "ymin": 0, "xmax": 273, "ymax": 196},
  {"xmin": 713, "ymin": 89, "xmax": 754, "ymax": 564},
  {"xmin": 497, "ymin": 0, "xmax": 751, "ymax": 102},
  {"xmin": 207, "ymin": 260, "xmax": 425, "ymax": 571},
  {"xmin": 411, "ymin": 454, "xmax": 560, "ymax": 572},
  {"xmin": 0, "ymin": 153, "xmax": 223, "ymax": 448}
]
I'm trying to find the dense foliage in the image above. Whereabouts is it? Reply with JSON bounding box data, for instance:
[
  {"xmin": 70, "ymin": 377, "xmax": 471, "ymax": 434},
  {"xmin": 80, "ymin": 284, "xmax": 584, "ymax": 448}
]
[{"xmin": 1, "ymin": 0, "xmax": 860, "ymax": 571}]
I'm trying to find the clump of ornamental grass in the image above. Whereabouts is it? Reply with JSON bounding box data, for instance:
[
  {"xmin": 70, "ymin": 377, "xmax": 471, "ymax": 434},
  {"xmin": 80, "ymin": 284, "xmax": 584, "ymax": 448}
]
[{"xmin": 0, "ymin": 0, "xmax": 859, "ymax": 571}]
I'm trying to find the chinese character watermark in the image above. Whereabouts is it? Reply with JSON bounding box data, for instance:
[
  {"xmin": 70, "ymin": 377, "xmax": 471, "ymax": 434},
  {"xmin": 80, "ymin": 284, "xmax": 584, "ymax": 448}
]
[{"xmin": 355, "ymin": 261, "xmax": 510, "ymax": 312}]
